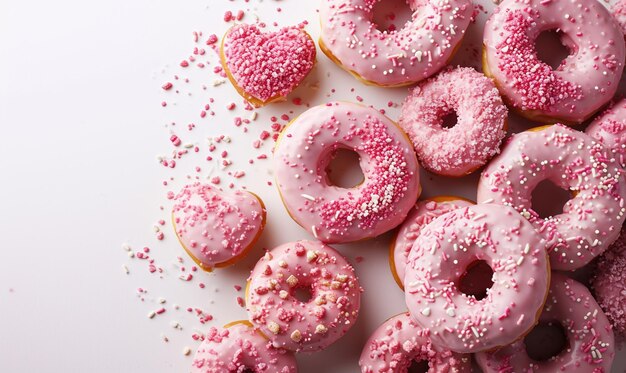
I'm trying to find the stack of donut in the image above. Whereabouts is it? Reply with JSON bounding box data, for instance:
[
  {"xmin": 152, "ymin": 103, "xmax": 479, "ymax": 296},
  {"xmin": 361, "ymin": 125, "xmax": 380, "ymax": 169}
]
[{"xmin": 177, "ymin": 0, "xmax": 626, "ymax": 371}]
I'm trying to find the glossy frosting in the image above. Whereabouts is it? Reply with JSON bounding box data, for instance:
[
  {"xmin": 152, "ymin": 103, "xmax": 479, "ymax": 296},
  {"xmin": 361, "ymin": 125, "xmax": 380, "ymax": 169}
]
[
  {"xmin": 399, "ymin": 67, "xmax": 507, "ymax": 176},
  {"xmin": 391, "ymin": 196, "xmax": 474, "ymax": 289},
  {"xmin": 476, "ymin": 273, "xmax": 615, "ymax": 373},
  {"xmin": 274, "ymin": 102, "xmax": 421, "ymax": 243},
  {"xmin": 483, "ymin": 0, "xmax": 625, "ymax": 124},
  {"xmin": 191, "ymin": 321, "xmax": 298, "ymax": 373},
  {"xmin": 477, "ymin": 124, "xmax": 626, "ymax": 271},
  {"xmin": 404, "ymin": 204, "xmax": 550, "ymax": 353},
  {"xmin": 319, "ymin": 0, "xmax": 472, "ymax": 86},
  {"xmin": 172, "ymin": 183, "xmax": 266, "ymax": 271},
  {"xmin": 585, "ymin": 99, "xmax": 626, "ymax": 167},
  {"xmin": 246, "ymin": 240, "xmax": 361, "ymax": 352},
  {"xmin": 359, "ymin": 312, "xmax": 472, "ymax": 373},
  {"xmin": 221, "ymin": 23, "xmax": 316, "ymax": 106}
]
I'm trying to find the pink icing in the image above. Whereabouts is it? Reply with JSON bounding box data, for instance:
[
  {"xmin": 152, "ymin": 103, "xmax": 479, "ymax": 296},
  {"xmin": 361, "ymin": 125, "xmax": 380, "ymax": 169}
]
[
  {"xmin": 359, "ymin": 312, "xmax": 472, "ymax": 373},
  {"xmin": 274, "ymin": 102, "xmax": 421, "ymax": 243},
  {"xmin": 172, "ymin": 183, "xmax": 265, "ymax": 270},
  {"xmin": 246, "ymin": 240, "xmax": 361, "ymax": 352},
  {"xmin": 221, "ymin": 23, "xmax": 316, "ymax": 104},
  {"xmin": 392, "ymin": 196, "xmax": 474, "ymax": 288},
  {"xmin": 585, "ymin": 98, "xmax": 626, "ymax": 167},
  {"xmin": 191, "ymin": 322, "xmax": 298, "ymax": 372},
  {"xmin": 476, "ymin": 273, "xmax": 615, "ymax": 373},
  {"xmin": 612, "ymin": 0, "xmax": 626, "ymax": 36},
  {"xmin": 399, "ymin": 67, "xmax": 507, "ymax": 176},
  {"xmin": 404, "ymin": 204, "xmax": 550, "ymax": 353},
  {"xmin": 483, "ymin": 0, "xmax": 625, "ymax": 123},
  {"xmin": 477, "ymin": 124, "xmax": 626, "ymax": 271},
  {"xmin": 593, "ymin": 224, "xmax": 626, "ymax": 336},
  {"xmin": 320, "ymin": 0, "xmax": 472, "ymax": 86}
]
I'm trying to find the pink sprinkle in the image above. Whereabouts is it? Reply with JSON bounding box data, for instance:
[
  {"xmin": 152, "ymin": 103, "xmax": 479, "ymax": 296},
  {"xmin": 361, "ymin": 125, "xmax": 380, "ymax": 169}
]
[
  {"xmin": 162, "ymin": 82, "xmax": 173, "ymax": 90},
  {"xmin": 224, "ymin": 10, "xmax": 233, "ymax": 22}
]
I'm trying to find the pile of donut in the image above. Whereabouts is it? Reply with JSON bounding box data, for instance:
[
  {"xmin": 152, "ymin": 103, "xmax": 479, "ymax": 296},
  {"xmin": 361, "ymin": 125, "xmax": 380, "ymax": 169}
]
[{"xmin": 175, "ymin": 0, "xmax": 626, "ymax": 371}]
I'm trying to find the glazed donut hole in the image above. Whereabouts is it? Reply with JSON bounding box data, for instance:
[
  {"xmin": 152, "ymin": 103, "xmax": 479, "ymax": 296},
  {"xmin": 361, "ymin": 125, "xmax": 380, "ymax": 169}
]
[
  {"xmin": 406, "ymin": 360, "xmax": 430, "ymax": 373},
  {"xmin": 323, "ymin": 147, "xmax": 365, "ymax": 189},
  {"xmin": 530, "ymin": 179, "xmax": 573, "ymax": 219},
  {"xmin": 523, "ymin": 320, "xmax": 569, "ymax": 362},
  {"xmin": 456, "ymin": 259, "xmax": 495, "ymax": 301},
  {"xmin": 371, "ymin": 0, "xmax": 413, "ymax": 33},
  {"xmin": 440, "ymin": 111, "xmax": 459, "ymax": 130},
  {"xmin": 534, "ymin": 29, "xmax": 572, "ymax": 71}
]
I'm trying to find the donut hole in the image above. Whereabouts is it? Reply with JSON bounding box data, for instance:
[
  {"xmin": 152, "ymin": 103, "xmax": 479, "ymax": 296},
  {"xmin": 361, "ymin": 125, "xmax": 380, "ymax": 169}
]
[
  {"xmin": 325, "ymin": 148, "xmax": 365, "ymax": 189},
  {"xmin": 293, "ymin": 286, "xmax": 313, "ymax": 303},
  {"xmin": 241, "ymin": 369, "xmax": 254, "ymax": 373},
  {"xmin": 535, "ymin": 29, "xmax": 571, "ymax": 70},
  {"xmin": 524, "ymin": 321, "xmax": 568, "ymax": 362},
  {"xmin": 372, "ymin": 0, "xmax": 413, "ymax": 33},
  {"xmin": 441, "ymin": 111, "xmax": 459, "ymax": 130},
  {"xmin": 531, "ymin": 180, "xmax": 571, "ymax": 219},
  {"xmin": 457, "ymin": 260, "xmax": 494, "ymax": 300},
  {"xmin": 407, "ymin": 360, "xmax": 430, "ymax": 372}
]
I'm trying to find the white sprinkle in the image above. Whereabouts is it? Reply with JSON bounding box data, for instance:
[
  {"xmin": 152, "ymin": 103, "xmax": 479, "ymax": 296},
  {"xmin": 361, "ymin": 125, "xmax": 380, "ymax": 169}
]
[
  {"xmin": 523, "ymin": 243, "xmax": 530, "ymax": 254},
  {"xmin": 446, "ymin": 308, "xmax": 456, "ymax": 317},
  {"xmin": 148, "ymin": 311, "xmax": 156, "ymax": 319},
  {"xmin": 122, "ymin": 264, "xmax": 129, "ymax": 274},
  {"xmin": 311, "ymin": 225, "xmax": 318, "ymax": 239},
  {"xmin": 471, "ymin": 326, "xmax": 480, "ymax": 338},
  {"xmin": 183, "ymin": 347, "xmax": 192, "ymax": 356},
  {"xmin": 421, "ymin": 308, "xmax": 431, "ymax": 317},
  {"xmin": 301, "ymin": 194, "xmax": 315, "ymax": 201},
  {"xmin": 517, "ymin": 256, "xmax": 524, "ymax": 266}
]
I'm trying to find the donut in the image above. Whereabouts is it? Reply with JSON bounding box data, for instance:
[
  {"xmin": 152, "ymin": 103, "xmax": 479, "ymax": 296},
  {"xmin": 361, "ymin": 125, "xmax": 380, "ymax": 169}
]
[
  {"xmin": 612, "ymin": 0, "xmax": 626, "ymax": 36},
  {"xmin": 246, "ymin": 240, "xmax": 361, "ymax": 352},
  {"xmin": 390, "ymin": 196, "xmax": 474, "ymax": 290},
  {"xmin": 319, "ymin": 0, "xmax": 472, "ymax": 87},
  {"xmin": 274, "ymin": 102, "xmax": 421, "ymax": 244},
  {"xmin": 483, "ymin": 0, "xmax": 625, "ymax": 124},
  {"xmin": 399, "ymin": 67, "xmax": 508, "ymax": 176},
  {"xmin": 592, "ymin": 224, "xmax": 626, "ymax": 336},
  {"xmin": 172, "ymin": 183, "xmax": 266, "ymax": 271},
  {"xmin": 477, "ymin": 124, "xmax": 626, "ymax": 271},
  {"xmin": 191, "ymin": 320, "xmax": 298, "ymax": 373},
  {"xmin": 585, "ymin": 99, "xmax": 626, "ymax": 167},
  {"xmin": 404, "ymin": 203, "xmax": 550, "ymax": 353},
  {"xmin": 476, "ymin": 273, "xmax": 615, "ymax": 372},
  {"xmin": 359, "ymin": 312, "xmax": 472, "ymax": 373},
  {"xmin": 220, "ymin": 23, "xmax": 316, "ymax": 107}
]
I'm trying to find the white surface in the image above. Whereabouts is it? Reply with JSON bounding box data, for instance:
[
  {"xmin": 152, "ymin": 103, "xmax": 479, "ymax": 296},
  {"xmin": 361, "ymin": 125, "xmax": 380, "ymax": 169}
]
[{"xmin": 0, "ymin": 0, "xmax": 624, "ymax": 372}]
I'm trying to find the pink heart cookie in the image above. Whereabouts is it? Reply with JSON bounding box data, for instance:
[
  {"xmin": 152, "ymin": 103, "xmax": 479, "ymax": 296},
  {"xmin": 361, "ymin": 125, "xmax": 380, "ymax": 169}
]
[{"xmin": 220, "ymin": 23, "xmax": 316, "ymax": 107}]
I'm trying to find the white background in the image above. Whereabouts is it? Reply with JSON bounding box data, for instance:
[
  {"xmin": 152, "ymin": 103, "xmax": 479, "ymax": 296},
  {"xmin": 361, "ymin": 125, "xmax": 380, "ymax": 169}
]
[{"xmin": 0, "ymin": 0, "xmax": 624, "ymax": 372}]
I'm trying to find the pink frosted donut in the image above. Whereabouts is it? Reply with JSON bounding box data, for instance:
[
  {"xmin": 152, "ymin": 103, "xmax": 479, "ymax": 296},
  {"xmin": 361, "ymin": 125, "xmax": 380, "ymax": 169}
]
[
  {"xmin": 246, "ymin": 240, "xmax": 361, "ymax": 352},
  {"xmin": 171, "ymin": 183, "xmax": 266, "ymax": 271},
  {"xmin": 477, "ymin": 124, "xmax": 626, "ymax": 271},
  {"xmin": 483, "ymin": 0, "xmax": 625, "ymax": 124},
  {"xmin": 274, "ymin": 102, "xmax": 421, "ymax": 244},
  {"xmin": 359, "ymin": 312, "xmax": 472, "ymax": 373},
  {"xmin": 592, "ymin": 224, "xmax": 626, "ymax": 336},
  {"xmin": 404, "ymin": 204, "xmax": 550, "ymax": 353},
  {"xmin": 612, "ymin": 0, "xmax": 626, "ymax": 36},
  {"xmin": 319, "ymin": 0, "xmax": 472, "ymax": 87},
  {"xmin": 191, "ymin": 321, "xmax": 298, "ymax": 373},
  {"xmin": 476, "ymin": 273, "xmax": 615, "ymax": 373},
  {"xmin": 585, "ymin": 99, "xmax": 626, "ymax": 167},
  {"xmin": 390, "ymin": 196, "xmax": 474, "ymax": 290},
  {"xmin": 399, "ymin": 67, "xmax": 507, "ymax": 176}
]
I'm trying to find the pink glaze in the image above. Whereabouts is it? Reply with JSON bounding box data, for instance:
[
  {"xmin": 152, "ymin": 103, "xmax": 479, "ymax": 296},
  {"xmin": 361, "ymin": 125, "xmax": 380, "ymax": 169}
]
[
  {"xmin": 586, "ymin": 99, "xmax": 626, "ymax": 167},
  {"xmin": 246, "ymin": 240, "xmax": 361, "ymax": 352},
  {"xmin": 274, "ymin": 102, "xmax": 421, "ymax": 243},
  {"xmin": 477, "ymin": 124, "xmax": 626, "ymax": 271},
  {"xmin": 399, "ymin": 67, "xmax": 507, "ymax": 176},
  {"xmin": 404, "ymin": 204, "xmax": 550, "ymax": 353},
  {"xmin": 483, "ymin": 0, "xmax": 625, "ymax": 124},
  {"xmin": 221, "ymin": 23, "xmax": 316, "ymax": 105},
  {"xmin": 612, "ymin": 0, "xmax": 626, "ymax": 36},
  {"xmin": 172, "ymin": 183, "xmax": 265, "ymax": 270},
  {"xmin": 320, "ymin": 0, "xmax": 472, "ymax": 86},
  {"xmin": 593, "ymin": 224, "xmax": 626, "ymax": 336},
  {"xmin": 476, "ymin": 273, "xmax": 615, "ymax": 372},
  {"xmin": 191, "ymin": 322, "xmax": 298, "ymax": 372},
  {"xmin": 392, "ymin": 196, "xmax": 474, "ymax": 288},
  {"xmin": 359, "ymin": 312, "xmax": 472, "ymax": 373}
]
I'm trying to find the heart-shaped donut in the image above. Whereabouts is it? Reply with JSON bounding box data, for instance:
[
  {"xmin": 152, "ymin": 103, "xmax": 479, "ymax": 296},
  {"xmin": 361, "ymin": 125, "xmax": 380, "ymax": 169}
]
[{"xmin": 220, "ymin": 23, "xmax": 316, "ymax": 107}]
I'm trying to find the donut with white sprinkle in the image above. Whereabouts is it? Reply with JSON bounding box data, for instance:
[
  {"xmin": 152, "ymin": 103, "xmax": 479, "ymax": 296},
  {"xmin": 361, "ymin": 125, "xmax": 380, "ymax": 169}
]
[
  {"xmin": 585, "ymin": 99, "xmax": 626, "ymax": 167},
  {"xmin": 477, "ymin": 124, "xmax": 626, "ymax": 271},
  {"xmin": 191, "ymin": 320, "xmax": 298, "ymax": 373},
  {"xmin": 404, "ymin": 204, "xmax": 550, "ymax": 353},
  {"xmin": 246, "ymin": 240, "xmax": 361, "ymax": 352},
  {"xmin": 483, "ymin": 0, "xmax": 625, "ymax": 124},
  {"xmin": 476, "ymin": 273, "xmax": 615, "ymax": 373},
  {"xmin": 319, "ymin": 0, "xmax": 472, "ymax": 87},
  {"xmin": 390, "ymin": 196, "xmax": 474, "ymax": 290},
  {"xmin": 172, "ymin": 183, "xmax": 266, "ymax": 271},
  {"xmin": 274, "ymin": 102, "xmax": 421, "ymax": 244}
]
